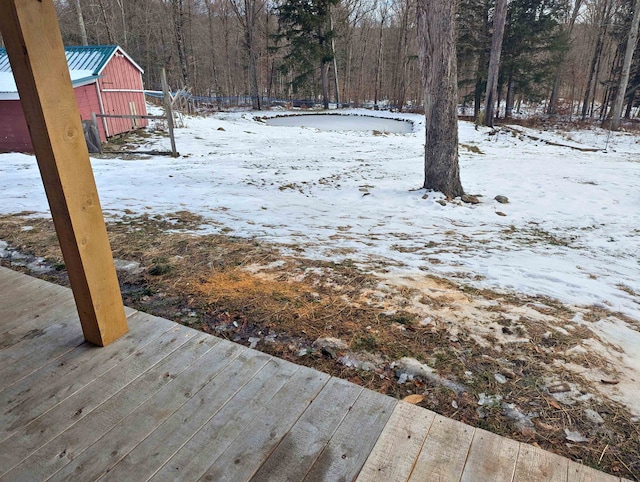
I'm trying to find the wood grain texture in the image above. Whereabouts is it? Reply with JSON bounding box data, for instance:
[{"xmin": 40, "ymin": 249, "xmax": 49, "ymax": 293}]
[
  {"xmin": 48, "ymin": 339, "xmax": 242, "ymax": 482},
  {"xmin": 250, "ymin": 376, "xmax": 364, "ymax": 482},
  {"xmin": 356, "ymin": 401, "xmax": 435, "ymax": 482},
  {"xmin": 0, "ymin": 0, "xmax": 127, "ymax": 346},
  {"xmin": 0, "ymin": 325, "xmax": 197, "ymax": 476},
  {"xmin": 302, "ymin": 387, "xmax": 397, "ymax": 482},
  {"xmin": 148, "ymin": 359, "xmax": 314, "ymax": 482},
  {"xmin": 460, "ymin": 428, "xmax": 520, "ymax": 482},
  {"xmin": 513, "ymin": 443, "xmax": 569, "ymax": 482},
  {"xmin": 2, "ymin": 332, "xmax": 214, "ymax": 481},
  {"xmin": 0, "ymin": 312, "xmax": 174, "ymax": 442},
  {"xmin": 408, "ymin": 414, "xmax": 475, "ymax": 482},
  {"xmin": 198, "ymin": 365, "xmax": 329, "ymax": 482},
  {"xmin": 567, "ymin": 462, "xmax": 621, "ymax": 482},
  {"xmin": 101, "ymin": 344, "xmax": 275, "ymax": 482},
  {"xmin": 0, "ymin": 267, "xmax": 35, "ymax": 292}
]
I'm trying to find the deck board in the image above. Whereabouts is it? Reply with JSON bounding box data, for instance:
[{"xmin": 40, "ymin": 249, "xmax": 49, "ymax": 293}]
[
  {"xmin": 250, "ymin": 377, "xmax": 364, "ymax": 482},
  {"xmin": 0, "ymin": 312, "xmax": 174, "ymax": 441},
  {"xmin": 355, "ymin": 401, "xmax": 435, "ymax": 482},
  {"xmin": 0, "ymin": 267, "xmax": 624, "ymax": 482}
]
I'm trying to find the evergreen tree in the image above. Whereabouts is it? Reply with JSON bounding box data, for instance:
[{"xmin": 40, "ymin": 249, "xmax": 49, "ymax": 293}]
[
  {"xmin": 500, "ymin": 0, "xmax": 567, "ymax": 115},
  {"xmin": 276, "ymin": 0, "xmax": 339, "ymax": 108}
]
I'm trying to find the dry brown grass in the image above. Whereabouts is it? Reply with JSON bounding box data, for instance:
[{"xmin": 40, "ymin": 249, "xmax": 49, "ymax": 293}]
[{"xmin": 0, "ymin": 211, "xmax": 638, "ymax": 480}]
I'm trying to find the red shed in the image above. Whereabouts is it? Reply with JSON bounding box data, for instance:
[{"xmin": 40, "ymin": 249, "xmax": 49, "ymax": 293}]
[{"xmin": 0, "ymin": 45, "xmax": 148, "ymax": 152}]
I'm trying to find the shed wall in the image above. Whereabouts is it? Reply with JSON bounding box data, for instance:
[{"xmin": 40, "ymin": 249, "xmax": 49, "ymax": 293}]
[
  {"xmin": 0, "ymin": 84, "xmax": 104, "ymax": 152},
  {"xmin": 0, "ymin": 100, "xmax": 30, "ymax": 152},
  {"xmin": 99, "ymin": 53, "xmax": 148, "ymax": 137}
]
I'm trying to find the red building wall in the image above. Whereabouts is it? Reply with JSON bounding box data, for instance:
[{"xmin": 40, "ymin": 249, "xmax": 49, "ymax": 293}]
[
  {"xmin": 75, "ymin": 83, "xmax": 106, "ymax": 141},
  {"xmin": 0, "ymin": 85, "xmax": 103, "ymax": 152},
  {"xmin": 98, "ymin": 53, "xmax": 148, "ymax": 137},
  {"xmin": 0, "ymin": 100, "xmax": 31, "ymax": 152}
]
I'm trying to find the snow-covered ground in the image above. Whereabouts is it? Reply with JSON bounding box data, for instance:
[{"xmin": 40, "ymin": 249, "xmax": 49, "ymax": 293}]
[{"xmin": 1, "ymin": 108, "xmax": 639, "ymax": 409}]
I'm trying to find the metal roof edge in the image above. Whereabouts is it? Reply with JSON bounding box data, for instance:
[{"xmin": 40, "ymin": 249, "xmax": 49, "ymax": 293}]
[{"xmin": 97, "ymin": 45, "xmax": 145, "ymax": 75}]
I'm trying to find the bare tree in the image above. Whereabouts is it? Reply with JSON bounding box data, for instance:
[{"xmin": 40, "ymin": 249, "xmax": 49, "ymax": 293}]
[
  {"xmin": 417, "ymin": 0, "xmax": 464, "ymax": 198},
  {"xmin": 548, "ymin": 0, "xmax": 583, "ymax": 115},
  {"xmin": 484, "ymin": 0, "xmax": 508, "ymax": 126},
  {"xmin": 73, "ymin": 0, "xmax": 88, "ymax": 45},
  {"xmin": 229, "ymin": 0, "xmax": 264, "ymax": 109},
  {"xmin": 611, "ymin": 0, "xmax": 640, "ymax": 130}
]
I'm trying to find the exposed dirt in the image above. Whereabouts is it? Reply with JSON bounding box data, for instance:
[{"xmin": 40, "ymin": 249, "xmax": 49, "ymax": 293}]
[{"xmin": 0, "ymin": 212, "xmax": 638, "ymax": 480}]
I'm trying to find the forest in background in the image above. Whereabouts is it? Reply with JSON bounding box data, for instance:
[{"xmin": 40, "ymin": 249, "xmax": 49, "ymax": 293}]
[{"xmin": 3, "ymin": 0, "xmax": 640, "ymax": 121}]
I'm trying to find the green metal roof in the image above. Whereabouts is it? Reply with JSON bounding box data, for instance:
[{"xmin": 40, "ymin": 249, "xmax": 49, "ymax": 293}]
[{"xmin": 0, "ymin": 45, "xmax": 143, "ymax": 76}]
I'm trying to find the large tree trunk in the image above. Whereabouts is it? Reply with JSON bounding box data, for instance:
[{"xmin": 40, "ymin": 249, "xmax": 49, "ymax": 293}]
[
  {"xmin": 417, "ymin": 0, "xmax": 464, "ymax": 198},
  {"xmin": 73, "ymin": 0, "xmax": 88, "ymax": 46},
  {"xmin": 611, "ymin": 0, "xmax": 640, "ymax": 130},
  {"xmin": 484, "ymin": 0, "xmax": 507, "ymax": 127},
  {"xmin": 173, "ymin": 0, "xmax": 190, "ymax": 87}
]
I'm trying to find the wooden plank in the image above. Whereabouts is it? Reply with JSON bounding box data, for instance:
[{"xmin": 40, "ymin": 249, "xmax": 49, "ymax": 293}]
[
  {"xmin": 0, "ymin": 311, "xmax": 86, "ymax": 388},
  {"xmin": 98, "ymin": 345, "xmax": 281, "ymax": 482},
  {"xmin": 355, "ymin": 402, "xmax": 436, "ymax": 482},
  {"xmin": 0, "ymin": 281, "xmax": 73, "ymax": 335},
  {"xmin": 0, "ymin": 312, "xmax": 174, "ymax": 441},
  {"xmin": 150, "ymin": 362, "xmax": 328, "ymax": 482},
  {"xmin": 513, "ymin": 443, "xmax": 569, "ymax": 482},
  {"xmin": 250, "ymin": 377, "xmax": 364, "ymax": 482},
  {"xmin": 194, "ymin": 364, "xmax": 331, "ymax": 482},
  {"xmin": 0, "ymin": 0, "xmax": 128, "ymax": 346},
  {"xmin": 0, "ymin": 294, "xmax": 76, "ymax": 338},
  {"xmin": 408, "ymin": 414, "xmax": 475, "ymax": 482},
  {"xmin": 0, "ymin": 325, "xmax": 198, "ymax": 476},
  {"xmin": 47, "ymin": 340, "xmax": 242, "ymax": 482},
  {"xmin": 567, "ymin": 462, "xmax": 620, "ymax": 482},
  {"xmin": 1, "ymin": 331, "xmax": 215, "ymax": 480},
  {"xmin": 460, "ymin": 428, "xmax": 520, "ymax": 482},
  {"xmin": 0, "ymin": 267, "xmax": 35, "ymax": 292},
  {"xmin": 161, "ymin": 68, "xmax": 178, "ymax": 157},
  {"xmin": 301, "ymin": 388, "xmax": 397, "ymax": 482}
]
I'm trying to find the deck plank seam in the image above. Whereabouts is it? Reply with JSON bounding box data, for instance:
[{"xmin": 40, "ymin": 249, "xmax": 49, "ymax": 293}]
[
  {"xmin": 40, "ymin": 335, "xmax": 226, "ymax": 482},
  {"xmin": 196, "ymin": 365, "xmax": 330, "ymax": 482},
  {"xmin": 0, "ymin": 329, "xmax": 205, "ymax": 476},
  {"xmin": 0, "ymin": 318, "xmax": 181, "ymax": 434},
  {"xmin": 283, "ymin": 380, "xmax": 367, "ymax": 482},
  {"xmin": 403, "ymin": 404, "xmax": 438, "ymax": 482},
  {"xmin": 89, "ymin": 342, "xmax": 250, "ymax": 481},
  {"xmin": 142, "ymin": 352, "xmax": 282, "ymax": 482}
]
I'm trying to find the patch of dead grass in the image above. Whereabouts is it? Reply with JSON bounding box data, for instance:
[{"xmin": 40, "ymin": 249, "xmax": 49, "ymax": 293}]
[{"xmin": 0, "ymin": 212, "xmax": 638, "ymax": 480}]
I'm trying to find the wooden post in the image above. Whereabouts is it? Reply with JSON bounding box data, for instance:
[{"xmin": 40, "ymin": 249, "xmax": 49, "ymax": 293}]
[
  {"xmin": 161, "ymin": 68, "xmax": 178, "ymax": 157},
  {"xmin": 0, "ymin": 0, "xmax": 128, "ymax": 346}
]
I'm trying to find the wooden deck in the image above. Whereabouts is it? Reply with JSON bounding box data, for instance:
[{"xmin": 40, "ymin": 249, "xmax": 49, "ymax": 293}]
[{"xmin": 0, "ymin": 266, "xmax": 628, "ymax": 481}]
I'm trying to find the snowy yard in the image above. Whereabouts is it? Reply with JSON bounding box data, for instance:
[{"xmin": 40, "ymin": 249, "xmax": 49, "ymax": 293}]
[{"xmin": 1, "ymin": 110, "xmax": 640, "ymax": 472}]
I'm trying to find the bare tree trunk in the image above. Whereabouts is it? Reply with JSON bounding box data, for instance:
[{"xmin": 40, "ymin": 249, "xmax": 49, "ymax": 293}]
[
  {"xmin": 172, "ymin": 0, "xmax": 190, "ymax": 87},
  {"xmin": 483, "ymin": 0, "xmax": 507, "ymax": 127},
  {"xmin": 329, "ymin": 11, "xmax": 340, "ymax": 106},
  {"xmin": 97, "ymin": 0, "xmax": 114, "ymax": 44},
  {"xmin": 321, "ymin": 60, "xmax": 330, "ymax": 109},
  {"xmin": 73, "ymin": 0, "xmax": 88, "ymax": 46},
  {"xmin": 611, "ymin": 0, "xmax": 640, "ymax": 130},
  {"xmin": 582, "ymin": 0, "xmax": 613, "ymax": 120},
  {"xmin": 417, "ymin": 0, "xmax": 464, "ymax": 198},
  {"xmin": 504, "ymin": 72, "xmax": 514, "ymax": 118},
  {"xmin": 374, "ymin": 9, "xmax": 387, "ymax": 109},
  {"xmin": 115, "ymin": 0, "xmax": 128, "ymax": 48},
  {"xmin": 548, "ymin": 0, "xmax": 583, "ymax": 115}
]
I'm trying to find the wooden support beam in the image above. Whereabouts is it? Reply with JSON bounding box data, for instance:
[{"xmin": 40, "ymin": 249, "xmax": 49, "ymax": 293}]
[
  {"xmin": 0, "ymin": 0, "xmax": 128, "ymax": 346},
  {"xmin": 161, "ymin": 68, "xmax": 178, "ymax": 158}
]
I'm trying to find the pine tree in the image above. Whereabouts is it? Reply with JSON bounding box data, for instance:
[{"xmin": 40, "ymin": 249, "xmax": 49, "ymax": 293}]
[{"xmin": 276, "ymin": 0, "xmax": 340, "ymax": 108}]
